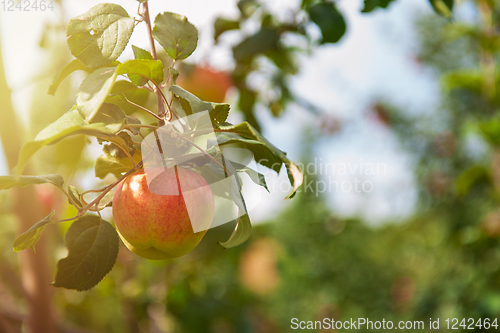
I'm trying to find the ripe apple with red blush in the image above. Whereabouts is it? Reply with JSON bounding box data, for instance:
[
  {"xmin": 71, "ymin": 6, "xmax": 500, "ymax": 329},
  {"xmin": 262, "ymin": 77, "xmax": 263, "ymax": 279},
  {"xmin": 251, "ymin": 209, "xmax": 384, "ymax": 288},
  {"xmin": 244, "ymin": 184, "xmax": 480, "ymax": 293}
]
[{"xmin": 112, "ymin": 167, "xmax": 214, "ymax": 260}]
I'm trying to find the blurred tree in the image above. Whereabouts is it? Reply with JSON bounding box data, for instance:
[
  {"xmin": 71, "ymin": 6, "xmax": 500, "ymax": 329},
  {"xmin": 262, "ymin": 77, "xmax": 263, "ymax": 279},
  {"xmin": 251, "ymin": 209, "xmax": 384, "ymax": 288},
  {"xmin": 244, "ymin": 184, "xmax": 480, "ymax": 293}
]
[{"xmin": 3, "ymin": 0, "xmax": 491, "ymax": 333}]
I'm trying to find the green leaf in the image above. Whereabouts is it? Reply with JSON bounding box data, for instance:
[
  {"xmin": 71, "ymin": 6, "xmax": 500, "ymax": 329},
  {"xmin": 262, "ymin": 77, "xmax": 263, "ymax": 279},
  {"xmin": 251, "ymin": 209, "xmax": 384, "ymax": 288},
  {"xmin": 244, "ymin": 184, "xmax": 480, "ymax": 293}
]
[
  {"xmin": 210, "ymin": 103, "xmax": 230, "ymax": 124},
  {"xmin": 307, "ymin": 2, "xmax": 346, "ymax": 44},
  {"xmin": 222, "ymin": 156, "xmax": 246, "ymax": 212},
  {"xmin": 53, "ymin": 216, "xmax": 119, "ymax": 291},
  {"xmin": 67, "ymin": 3, "xmax": 134, "ymax": 68},
  {"xmin": 237, "ymin": 88, "xmax": 260, "ymax": 131},
  {"xmin": 169, "ymin": 85, "xmax": 230, "ymax": 124},
  {"xmin": 126, "ymin": 116, "xmax": 142, "ymax": 135},
  {"xmin": 131, "ymin": 45, "xmax": 155, "ymax": 86},
  {"xmin": 214, "ymin": 18, "xmax": 240, "ymax": 42},
  {"xmin": 238, "ymin": 0, "xmax": 259, "ymax": 17},
  {"xmin": 456, "ymin": 166, "xmax": 490, "ymax": 197},
  {"xmin": 480, "ymin": 118, "xmax": 500, "ymax": 147},
  {"xmin": 90, "ymin": 103, "xmax": 127, "ymax": 132},
  {"xmin": 13, "ymin": 212, "xmax": 56, "ymax": 253},
  {"xmin": 230, "ymin": 161, "xmax": 269, "ymax": 192},
  {"xmin": 106, "ymin": 81, "xmax": 150, "ymax": 115},
  {"xmin": 68, "ymin": 186, "xmax": 83, "ymax": 208},
  {"xmin": 442, "ymin": 70, "xmax": 482, "ymax": 94},
  {"xmin": 118, "ymin": 59, "xmax": 164, "ymax": 86},
  {"xmin": 429, "ymin": 0, "xmax": 454, "ymax": 18},
  {"xmin": 152, "ymin": 12, "xmax": 198, "ymax": 60},
  {"xmin": 170, "ymin": 84, "xmax": 212, "ymax": 114},
  {"xmin": 77, "ymin": 61, "xmax": 162, "ymax": 121},
  {"xmin": 218, "ymin": 136, "xmax": 280, "ymax": 171},
  {"xmin": 95, "ymin": 144, "xmax": 141, "ymax": 179},
  {"xmin": 200, "ymin": 154, "xmax": 268, "ymax": 192},
  {"xmin": 76, "ymin": 67, "xmax": 119, "ymax": 121},
  {"xmin": 132, "ymin": 45, "xmax": 154, "ymax": 60},
  {"xmin": 169, "ymin": 67, "xmax": 180, "ymax": 84},
  {"xmin": 215, "ymin": 156, "xmax": 252, "ymax": 248},
  {"xmin": 233, "ymin": 27, "xmax": 280, "ymax": 63},
  {"xmin": 16, "ymin": 109, "xmax": 125, "ymax": 176},
  {"xmin": 218, "ymin": 122, "xmax": 303, "ymax": 198},
  {"xmin": 219, "ymin": 213, "xmax": 251, "ymax": 248},
  {"xmin": 0, "ymin": 174, "xmax": 64, "ymax": 190},
  {"xmin": 48, "ymin": 59, "xmax": 92, "ymax": 95},
  {"xmin": 361, "ymin": 0, "xmax": 396, "ymax": 13},
  {"xmin": 265, "ymin": 47, "xmax": 298, "ymax": 75}
]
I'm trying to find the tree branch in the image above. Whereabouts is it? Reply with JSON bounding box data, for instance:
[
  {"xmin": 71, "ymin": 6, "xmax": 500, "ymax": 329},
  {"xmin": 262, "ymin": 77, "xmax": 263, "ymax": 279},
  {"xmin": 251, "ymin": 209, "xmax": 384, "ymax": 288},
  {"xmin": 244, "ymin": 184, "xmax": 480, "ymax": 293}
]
[{"xmin": 142, "ymin": 1, "xmax": 166, "ymax": 125}]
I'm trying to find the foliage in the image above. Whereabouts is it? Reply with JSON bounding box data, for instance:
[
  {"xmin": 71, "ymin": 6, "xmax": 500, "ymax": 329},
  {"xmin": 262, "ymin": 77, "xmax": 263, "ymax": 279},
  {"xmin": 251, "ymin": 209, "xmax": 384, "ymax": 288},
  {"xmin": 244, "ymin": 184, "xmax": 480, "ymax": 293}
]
[
  {"xmin": 2, "ymin": 1, "xmax": 304, "ymax": 291},
  {"xmin": 212, "ymin": 0, "xmax": 451, "ymax": 129},
  {"xmin": 3, "ymin": 0, "xmax": 491, "ymax": 332}
]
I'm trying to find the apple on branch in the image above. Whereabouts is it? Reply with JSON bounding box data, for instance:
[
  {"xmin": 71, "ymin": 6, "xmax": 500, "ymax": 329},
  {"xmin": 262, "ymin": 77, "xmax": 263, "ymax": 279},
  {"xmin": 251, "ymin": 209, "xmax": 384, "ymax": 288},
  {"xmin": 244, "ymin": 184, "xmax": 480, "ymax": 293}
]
[{"xmin": 112, "ymin": 167, "xmax": 215, "ymax": 260}]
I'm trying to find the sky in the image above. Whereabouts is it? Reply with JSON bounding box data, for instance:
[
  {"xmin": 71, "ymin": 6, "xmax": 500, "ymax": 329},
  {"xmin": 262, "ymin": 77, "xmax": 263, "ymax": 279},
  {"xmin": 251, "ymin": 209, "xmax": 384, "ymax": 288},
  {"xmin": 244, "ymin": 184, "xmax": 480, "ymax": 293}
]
[{"xmin": 0, "ymin": 0, "xmax": 470, "ymax": 224}]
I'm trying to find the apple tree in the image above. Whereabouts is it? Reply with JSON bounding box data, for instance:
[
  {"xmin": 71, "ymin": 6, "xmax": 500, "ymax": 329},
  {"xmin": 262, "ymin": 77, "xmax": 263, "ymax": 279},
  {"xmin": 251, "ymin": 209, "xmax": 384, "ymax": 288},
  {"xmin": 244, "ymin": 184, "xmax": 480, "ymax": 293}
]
[{"xmin": 0, "ymin": 1, "xmax": 304, "ymax": 292}]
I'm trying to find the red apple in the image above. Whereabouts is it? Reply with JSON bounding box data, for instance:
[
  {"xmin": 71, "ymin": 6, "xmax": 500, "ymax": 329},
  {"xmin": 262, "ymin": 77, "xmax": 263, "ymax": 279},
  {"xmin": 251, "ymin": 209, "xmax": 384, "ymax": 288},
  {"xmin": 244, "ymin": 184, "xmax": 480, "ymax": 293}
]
[
  {"xmin": 112, "ymin": 167, "xmax": 214, "ymax": 260},
  {"xmin": 35, "ymin": 184, "xmax": 61, "ymax": 216},
  {"xmin": 177, "ymin": 65, "xmax": 232, "ymax": 103}
]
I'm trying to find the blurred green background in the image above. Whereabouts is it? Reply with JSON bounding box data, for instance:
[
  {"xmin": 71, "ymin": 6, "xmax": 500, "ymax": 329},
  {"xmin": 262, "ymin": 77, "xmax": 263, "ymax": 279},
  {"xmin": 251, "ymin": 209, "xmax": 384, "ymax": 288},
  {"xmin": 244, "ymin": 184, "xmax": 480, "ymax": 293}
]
[{"xmin": 2, "ymin": 0, "xmax": 500, "ymax": 332}]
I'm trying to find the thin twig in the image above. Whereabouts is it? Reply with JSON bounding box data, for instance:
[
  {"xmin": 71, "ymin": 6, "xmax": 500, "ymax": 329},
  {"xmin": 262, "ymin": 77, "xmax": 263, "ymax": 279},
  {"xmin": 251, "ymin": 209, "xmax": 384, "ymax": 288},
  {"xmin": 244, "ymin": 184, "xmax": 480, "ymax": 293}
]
[
  {"xmin": 110, "ymin": 93, "xmax": 162, "ymax": 120},
  {"xmin": 114, "ymin": 143, "xmax": 139, "ymax": 170},
  {"xmin": 142, "ymin": 1, "xmax": 167, "ymax": 124},
  {"xmin": 78, "ymin": 161, "xmax": 143, "ymax": 216},
  {"xmin": 125, "ymin": 124, "xmax": 160, "ymax": 130}
]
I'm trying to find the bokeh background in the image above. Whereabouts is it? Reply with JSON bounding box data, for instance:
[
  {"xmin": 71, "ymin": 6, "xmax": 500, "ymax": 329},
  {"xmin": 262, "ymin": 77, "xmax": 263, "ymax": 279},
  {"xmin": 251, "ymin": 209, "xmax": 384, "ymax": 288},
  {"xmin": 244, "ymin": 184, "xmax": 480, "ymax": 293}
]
[{"xmin": 1, "ymin": 0, "xmax": 500, "ymax": 332}]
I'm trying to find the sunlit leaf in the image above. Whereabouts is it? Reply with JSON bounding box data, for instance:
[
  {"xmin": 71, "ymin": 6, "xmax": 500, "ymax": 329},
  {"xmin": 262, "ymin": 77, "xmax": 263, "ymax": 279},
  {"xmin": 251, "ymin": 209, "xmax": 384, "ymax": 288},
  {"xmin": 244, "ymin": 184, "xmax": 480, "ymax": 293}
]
[
  {"xmin": 53, "ymin": 216, "xmax": 119, "ymax": 291},
  {"xmin": 118, "ymin": 59, "xmax": 164, "ymax": 86},
  {"xmin": 210, "ymin": 104, "xmax": 230, "ymax": 125},
  {"xmin": 132, "ymin": 45, "xmax": 154, "ymax": 61},
  {"xmin": 429, "ymin": 0, "xmax": 454, "ymax": 18},
  {"xmin": 230, "ymin": 161, "xmax": 269, "ymax": 192},
  {"xmin": 16, "ymin": 109, "xmax": 125, "ymax": 176},
  {"xmin": 13, "ymin": 212, "xmax": 56, "ymax": 253},
  {"xmin": 131, "ymin": 45, "xmax": 155, "ymax": 85},
  {"xmin": 76, "ymin": 67, "xmax": 118, "ymax": 121},
  {"xmin": 152, "ymin": 12, "xmax": 198, "ymax": 60},
  {"xmin": 169, "ymin": 66, "xmax": 180, "ymax": 84},
  {"xmin": 125, "ymin": 116, "xmax": 142, "ymax": 135},
  {"xmin": 68, "ymin": 186, "xmax": 83, "ymax": 208},
  {"xmin": 218, "ymin": 122, "xmax": 303, "ymax": 198},
  {"xmin": 93, "ymin": 102, "xmax": 127, "ymax": 126},
  {"xmin": 77, "ymin": 61, "xmax": 163, "ymax": 121},
  {"xmin": 95, "ymin": 144, "xmax": 141, "ymax": 179},
  {"xmin": 48, "ymin": 59, "xmax": 92, "ymax": 95},
  {"xmin": 222, "ymin": 156, "xmax": 246, "ymax": 212},
  {"xmin": 169, "ymin": 85, "xmax": 230, "ymax": 124},
  {"xmin": 106, "ymin": 81, "xmax": 150, "ymax": 115},
  {"xmin": 219, "ymin": 213, "xmax": 251, "ymax": 248},
  {"xmin": 0, "ymin": 174, "xmax": 64, "ymax": 190},
  {"xmin": 170, "ymin": 84, "xmax": 212, "ymax": 115},
  {"xmin": 67, "ymin": 3, "xmax": 134, "ymax": 68}
]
